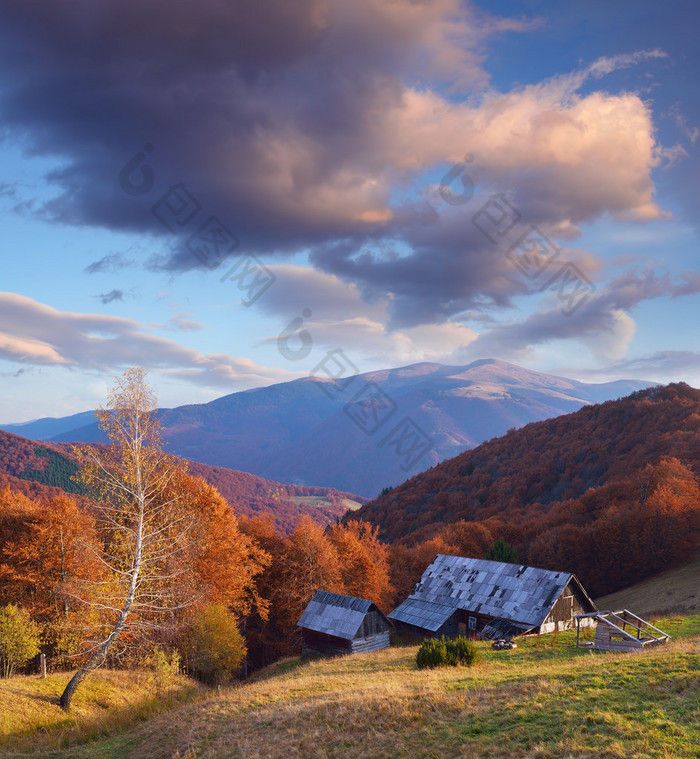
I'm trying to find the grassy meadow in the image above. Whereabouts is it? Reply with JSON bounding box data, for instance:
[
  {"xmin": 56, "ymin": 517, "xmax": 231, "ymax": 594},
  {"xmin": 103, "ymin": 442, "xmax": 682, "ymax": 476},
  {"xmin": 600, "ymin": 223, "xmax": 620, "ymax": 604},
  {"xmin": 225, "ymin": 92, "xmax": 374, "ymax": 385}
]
[
  {"xmin": 0, "ymin": 669, "xmax": 202, "ymax": 756},
  {"xmin": 0, "ymin": 612, "xmax": 698, "ymax": 759}
]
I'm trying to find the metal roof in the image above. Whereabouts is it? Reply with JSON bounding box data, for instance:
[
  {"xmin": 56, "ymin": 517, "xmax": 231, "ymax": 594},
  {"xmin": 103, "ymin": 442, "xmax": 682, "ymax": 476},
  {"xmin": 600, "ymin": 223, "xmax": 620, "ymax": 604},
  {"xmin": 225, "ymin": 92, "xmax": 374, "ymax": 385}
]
[
  {"xmin": 297, "ymin": 590, "xmax": 386, "ymax": 640},
  {"xmin": 388, "ymin": 597, "xmax": 456, "ymax": 632},
  {"xmin": 391, "ymin": 554, "xmax": 584, "ymax": 629}
]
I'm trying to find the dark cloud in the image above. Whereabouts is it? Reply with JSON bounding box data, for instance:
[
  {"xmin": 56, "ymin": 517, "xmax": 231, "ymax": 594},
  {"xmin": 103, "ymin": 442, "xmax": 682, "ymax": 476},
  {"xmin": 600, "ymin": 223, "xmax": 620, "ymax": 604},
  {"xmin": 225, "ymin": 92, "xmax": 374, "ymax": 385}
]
[
  {"xmin": 0, "ymin": 0, "xmax": 678, "ymax": 335},
  {"xmin": 97, "ymin": 289, "xmax": 124, "ymax": 304},
  {"xmin": 0, "ymin": 0, "xmax": 486, "ymax": 244},
  {"xmin": 84, "ymin": 252, "xmax": 135, "ymax": 274}
]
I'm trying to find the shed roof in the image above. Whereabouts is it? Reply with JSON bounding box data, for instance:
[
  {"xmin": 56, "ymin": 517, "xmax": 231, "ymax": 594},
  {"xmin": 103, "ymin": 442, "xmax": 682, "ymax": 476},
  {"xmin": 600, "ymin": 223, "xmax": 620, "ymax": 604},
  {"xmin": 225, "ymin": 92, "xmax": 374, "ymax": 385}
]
[
  {"xmin": 390, "ymin": 554, "xmax": 594, "ymax": 630},
  {"xmin": 297, "ymin": 590, "xmax": 389, "ymax": 641},
  {"xmin": 387, "ymin": 596, "xmax": 456, "ymax": 632}
]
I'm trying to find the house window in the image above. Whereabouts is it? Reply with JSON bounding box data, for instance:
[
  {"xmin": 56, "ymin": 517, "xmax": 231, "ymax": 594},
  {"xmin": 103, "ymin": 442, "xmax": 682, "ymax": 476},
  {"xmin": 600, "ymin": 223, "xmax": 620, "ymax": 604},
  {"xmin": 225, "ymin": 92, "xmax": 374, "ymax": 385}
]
[{"xmin": 468, "ymin": 616, "xmax": 477, "ymax": 631}]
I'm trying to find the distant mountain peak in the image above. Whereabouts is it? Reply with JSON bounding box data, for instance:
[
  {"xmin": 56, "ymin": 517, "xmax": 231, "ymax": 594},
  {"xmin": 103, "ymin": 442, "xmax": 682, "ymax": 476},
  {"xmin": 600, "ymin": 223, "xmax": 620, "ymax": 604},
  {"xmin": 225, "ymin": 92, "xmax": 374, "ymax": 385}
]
[{"xmin": 0, "ymin": 360, "xmax": 654, "ymax": 498}]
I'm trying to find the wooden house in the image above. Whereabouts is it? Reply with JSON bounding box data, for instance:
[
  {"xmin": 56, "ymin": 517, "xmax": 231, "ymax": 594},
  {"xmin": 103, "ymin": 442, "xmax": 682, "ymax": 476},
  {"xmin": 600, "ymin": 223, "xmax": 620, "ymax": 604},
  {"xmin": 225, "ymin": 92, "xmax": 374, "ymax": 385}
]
[
  {"xmin": 297, "ymin": 590, "xmax": 392, "ymax": 657},
  {"xmin": 575, "ymin": 609, "xmax": 671, "ymax": 652},
  {"xmin": 389, "ymin": 554, "xmax": 597, "ymax": 639}
]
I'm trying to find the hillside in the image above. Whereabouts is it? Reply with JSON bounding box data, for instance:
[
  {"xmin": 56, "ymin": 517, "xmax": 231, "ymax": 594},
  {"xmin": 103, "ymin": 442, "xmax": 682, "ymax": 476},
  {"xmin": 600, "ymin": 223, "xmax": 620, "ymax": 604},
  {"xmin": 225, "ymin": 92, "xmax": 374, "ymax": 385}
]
[
  {"xmin": 355, "ymin": 383, "xmax": 700, "ymax": 539},
  {"xmin": 0, "ymin": 429, "xmax": 364, "ymax": 533},
  {"xmin": 3, "ymin": 614, "xmax": 699, "ymax": 758},
  {"xmin": 596, "ymin": 552, "xmax": 700, "ymax": 617},
  {"xmin": 0, "ymin": 359, "xmax": 651, "ymax": 497},
  {"xmin": 353, "ymin": 383, "xmax": 700, "ymax": 597}
]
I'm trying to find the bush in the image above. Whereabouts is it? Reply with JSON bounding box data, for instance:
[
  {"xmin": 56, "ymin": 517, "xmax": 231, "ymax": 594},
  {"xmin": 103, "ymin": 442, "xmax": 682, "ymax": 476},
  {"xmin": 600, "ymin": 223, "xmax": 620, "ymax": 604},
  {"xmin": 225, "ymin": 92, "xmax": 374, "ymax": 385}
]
[
  {"xmin": 416, "ymin": 637, "xmax": 448, "ymax": 669},
  {"xmin": 0, "ymin": 605, "xmax": 41, "ymax": 678},
  {"xmin": 148, "ymin": 647, "xmax": 181, "ymax": 696},
  {"xmin": 187, "ymin": 604, "xmax": 246, "ymax": 686},
  {"xmin": 446, "ymin": 636, "xmax": 478, "ymax": 666},
  {"xmin": 416, "ymin": 636, "xmax": 478, "ymax": 669}
]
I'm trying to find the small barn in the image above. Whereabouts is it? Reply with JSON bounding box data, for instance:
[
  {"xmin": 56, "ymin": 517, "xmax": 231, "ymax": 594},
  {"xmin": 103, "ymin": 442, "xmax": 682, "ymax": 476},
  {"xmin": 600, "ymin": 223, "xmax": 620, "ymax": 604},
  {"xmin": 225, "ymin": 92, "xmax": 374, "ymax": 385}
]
[
  {"xmin": 389, "ymin": 554, "xmax": 597, "ymax": 639},
  {"xmin": 297, "ymin": 590, "xmax": 392, "ymax": 657},
  {"xmin": 575, "ymin": 609, "xmax": 671, "ymax": 652}
]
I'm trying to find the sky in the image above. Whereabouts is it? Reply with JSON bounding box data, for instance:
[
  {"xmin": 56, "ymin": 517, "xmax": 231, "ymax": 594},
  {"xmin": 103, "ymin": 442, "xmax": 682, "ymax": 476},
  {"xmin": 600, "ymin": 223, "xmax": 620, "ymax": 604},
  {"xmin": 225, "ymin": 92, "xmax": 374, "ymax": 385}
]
[{"xmin": 0, "ymin": 0, "xmax": 699, "ymax": 423}]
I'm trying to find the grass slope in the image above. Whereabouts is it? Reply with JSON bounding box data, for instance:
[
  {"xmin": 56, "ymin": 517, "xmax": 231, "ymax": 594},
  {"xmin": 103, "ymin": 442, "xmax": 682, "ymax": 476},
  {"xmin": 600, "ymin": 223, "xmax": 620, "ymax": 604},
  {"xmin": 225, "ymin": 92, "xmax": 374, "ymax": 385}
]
[
  {"xmin": 0, "ymin": 670, "xmax": 202, "ymax": 756},
  {"xmin": 3, "ymin": 614, "xmax": 698, "ymax": 759},
  {"xmin": 596, "ymin": 553, "xmax": 700, "ymax": 617}
]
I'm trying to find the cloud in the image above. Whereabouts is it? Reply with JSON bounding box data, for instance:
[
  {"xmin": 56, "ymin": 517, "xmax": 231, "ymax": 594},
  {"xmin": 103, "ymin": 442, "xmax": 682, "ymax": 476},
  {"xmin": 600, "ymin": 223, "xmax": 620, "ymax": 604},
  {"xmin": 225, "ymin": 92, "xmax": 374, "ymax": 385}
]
[
  {"xmin": 461, "ymin": 267, "xmax": 700, "ymax": 364},
  {"xmin": 84, "ymin": 252, "xmax": 136, "ymax": 274},
  {"xmin": 255, "ymin": 264, "xmax": 477, "ymax": 366},
  {"xmin": 97, "ymin": 289, "xmax": 124, "ymax": 304},
  {"xmin": 559, "ymin": 350, "xmax": 700, "ymax": 388},
  {"xmin": 0, "ymin": 1, "xmax": 676, "ymax": 332},
  {"xmin": 0, "ymin": 292, "xmax": 294, "ymax": 390},
  {"xmin": 165, "ymin": 313, "xmax": 205, "ymax": 333},
  {"xmin": 583, "ymin": 49, "xmax": 668, "ymax": 80},
  {"xmin": 603, "ymin": 350, "xmax": 700, "ymax": 380}
]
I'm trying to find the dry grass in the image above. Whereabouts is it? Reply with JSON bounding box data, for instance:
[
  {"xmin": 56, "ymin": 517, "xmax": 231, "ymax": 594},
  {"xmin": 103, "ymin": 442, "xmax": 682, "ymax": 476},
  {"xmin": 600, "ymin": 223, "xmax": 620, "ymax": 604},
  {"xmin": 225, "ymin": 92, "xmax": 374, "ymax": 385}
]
[
  {"xmin": 8, "ymin": 613, "xmax": 696, "ymax": 759},
  {"xmin": 0, "ymin": 668, "xmax": 202, "ymax": 756},
  {"xmin": 596, "ymin": 553, "xmax": 700, "ymax": 617}
]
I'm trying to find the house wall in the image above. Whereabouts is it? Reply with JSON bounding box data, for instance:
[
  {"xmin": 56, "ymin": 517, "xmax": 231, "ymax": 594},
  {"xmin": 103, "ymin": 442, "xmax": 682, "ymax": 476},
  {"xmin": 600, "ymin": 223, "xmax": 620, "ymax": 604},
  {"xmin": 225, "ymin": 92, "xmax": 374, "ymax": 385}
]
[
  {"xmin": 540, "ymin": 581, "xmax": 595, "ymax": 634},
  {"xmin": 350, "ymin": 631, "xmax": 391, "ymax": 653},
  {"xmin": 451, "ymin": 609, "xmax": 495, "ymax": 638},
  {"xmin": 350, "ymin": 609, "xmax": 391, "ymax": 653},
  {"xmin": 302, "ymin": 610, "xmax": 391, "ymax": 656}
]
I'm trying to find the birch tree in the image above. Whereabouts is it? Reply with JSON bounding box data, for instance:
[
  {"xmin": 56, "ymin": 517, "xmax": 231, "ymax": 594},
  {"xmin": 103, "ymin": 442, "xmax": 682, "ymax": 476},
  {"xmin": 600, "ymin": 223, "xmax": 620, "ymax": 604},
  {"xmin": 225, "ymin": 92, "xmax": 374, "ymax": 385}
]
[{"xmin": 60, "ymin": 368, "xmax": 193, "ymax": 711}]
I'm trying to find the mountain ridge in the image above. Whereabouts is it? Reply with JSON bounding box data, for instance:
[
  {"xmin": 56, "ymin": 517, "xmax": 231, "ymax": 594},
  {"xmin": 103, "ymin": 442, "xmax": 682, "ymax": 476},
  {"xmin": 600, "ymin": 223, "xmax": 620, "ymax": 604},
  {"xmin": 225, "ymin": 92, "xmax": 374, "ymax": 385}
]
[{"xmin": 0, "ymin": 359, "xmax": 653, "ymax": 497}]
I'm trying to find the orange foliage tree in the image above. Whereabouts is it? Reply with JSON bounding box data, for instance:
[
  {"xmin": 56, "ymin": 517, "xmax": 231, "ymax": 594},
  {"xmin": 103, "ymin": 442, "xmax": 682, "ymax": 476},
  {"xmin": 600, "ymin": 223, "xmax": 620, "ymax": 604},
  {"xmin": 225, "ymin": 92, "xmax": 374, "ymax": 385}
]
[
  {"xmin": 326, "ymin": 520, "xmax": 392, "ymax": 608},
  {"xmin": 0, "ymin": 494, "xmax": 104, "ymax": 663}
]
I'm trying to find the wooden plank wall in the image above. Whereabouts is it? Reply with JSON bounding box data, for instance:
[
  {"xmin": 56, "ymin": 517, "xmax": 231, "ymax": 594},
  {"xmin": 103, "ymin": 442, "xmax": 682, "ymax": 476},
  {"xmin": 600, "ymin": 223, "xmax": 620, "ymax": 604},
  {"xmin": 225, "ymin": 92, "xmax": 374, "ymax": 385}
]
[
  {"xmin": 350, "ymin": 631, "xmax": 390, "ymax": 653},
  {"xmin": 594, "ymin": 623, "xmax": 644, "ymax": 652}
]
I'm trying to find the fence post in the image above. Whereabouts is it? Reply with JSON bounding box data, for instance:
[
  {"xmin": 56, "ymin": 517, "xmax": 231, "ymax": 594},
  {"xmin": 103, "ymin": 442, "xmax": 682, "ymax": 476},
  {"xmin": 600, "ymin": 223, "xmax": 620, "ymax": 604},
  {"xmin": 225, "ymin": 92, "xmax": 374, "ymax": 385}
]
[{"xmin": 40, "ymin": 653, "xmax": 46, "ymax": 679}]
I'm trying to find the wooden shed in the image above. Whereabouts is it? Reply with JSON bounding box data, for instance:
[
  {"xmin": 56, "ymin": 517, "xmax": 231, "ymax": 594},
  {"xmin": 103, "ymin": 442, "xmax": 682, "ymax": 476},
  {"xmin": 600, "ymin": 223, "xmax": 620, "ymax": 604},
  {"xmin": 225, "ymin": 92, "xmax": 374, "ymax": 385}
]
[
  {"xmin": 575, "ymin": 610, "xmax": 671, "ymax": 652},
  {"xmin": 297, "ymin": 590, "xmax": 392, "ymax": 657},
  {"xmin": 389, "ymin": 554, "xmax": 597, "ymax": 640}
]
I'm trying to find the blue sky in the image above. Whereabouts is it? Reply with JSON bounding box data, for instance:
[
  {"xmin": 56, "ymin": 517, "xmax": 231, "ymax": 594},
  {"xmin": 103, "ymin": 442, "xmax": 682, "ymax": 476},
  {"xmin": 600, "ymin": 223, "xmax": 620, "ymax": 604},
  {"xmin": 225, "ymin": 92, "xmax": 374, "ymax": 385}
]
[{"xmin": 0, "ymin": 0, "xmax": 699, "ymax": 422}]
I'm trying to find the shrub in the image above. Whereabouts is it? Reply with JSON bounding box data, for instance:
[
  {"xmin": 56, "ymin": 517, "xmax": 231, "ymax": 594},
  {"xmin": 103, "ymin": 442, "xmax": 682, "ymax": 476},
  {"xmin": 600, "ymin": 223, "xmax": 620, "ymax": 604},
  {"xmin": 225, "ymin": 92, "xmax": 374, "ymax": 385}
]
[
  {"xmin": 187, "ymin": 604, "xmax": 246, "ymax": 686},
  {"xmin": 416, "ymin": 637, "xmax": 448, "ymax": 669},
  {"xmin": 0, "ymin": 605, "xmax": 40, "ymax": 678},
  {"xmin": 148, "ymin": 647, "xmax": 181, "ymax": 696},
  {"xmin": 446, "ymin": 636, "xmax": 478, "ymax": 666},
  {"xmin": 416, "ymin": 635, "xmax": 479, "ymax": 669}
]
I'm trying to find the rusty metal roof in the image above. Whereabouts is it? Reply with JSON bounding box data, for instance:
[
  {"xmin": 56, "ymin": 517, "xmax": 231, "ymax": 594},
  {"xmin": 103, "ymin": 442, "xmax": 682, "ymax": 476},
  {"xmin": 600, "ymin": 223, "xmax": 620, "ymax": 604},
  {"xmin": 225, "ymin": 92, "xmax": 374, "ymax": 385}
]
[
  {"xmin": 390, "ymin": 554, "xmax": 583, "ymax": 630},
  {"xmin": 297, "ymin": 590, "xmax": 387, "ymax": 640}
]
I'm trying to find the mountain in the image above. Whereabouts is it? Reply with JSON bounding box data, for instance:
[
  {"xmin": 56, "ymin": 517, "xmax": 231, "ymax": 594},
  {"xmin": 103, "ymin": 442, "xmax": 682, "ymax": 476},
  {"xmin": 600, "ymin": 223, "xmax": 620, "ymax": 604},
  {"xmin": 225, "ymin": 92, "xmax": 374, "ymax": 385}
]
[
  {"xmin": 350, "ymin": 383, "xmax": 700, "ymax": 596},
  {"xmin": 0, "ymin": 429, "xmax": 364, "ymax": 533},
  {"xmin": 0, "ymin": 410, "xmax": 99, "ymax": 441},
  {"xmin": 353, "ymin": 382, "xmax": 700, "ymax": 541},
  {"xmin": 0, "ymin": 359, "xmax": 652, "ymax": 498}
]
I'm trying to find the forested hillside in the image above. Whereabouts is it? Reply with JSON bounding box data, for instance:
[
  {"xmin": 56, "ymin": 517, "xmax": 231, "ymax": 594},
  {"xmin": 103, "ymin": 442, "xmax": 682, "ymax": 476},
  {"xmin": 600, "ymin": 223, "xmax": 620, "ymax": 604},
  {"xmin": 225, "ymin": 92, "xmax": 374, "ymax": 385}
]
[
  {"xmin": 0, "ymin": 430, "xmax": 363, "ymax": 533},
  {"xmin": 354, "ymin": 383, "xmax": 700, "ymax": 597}
]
